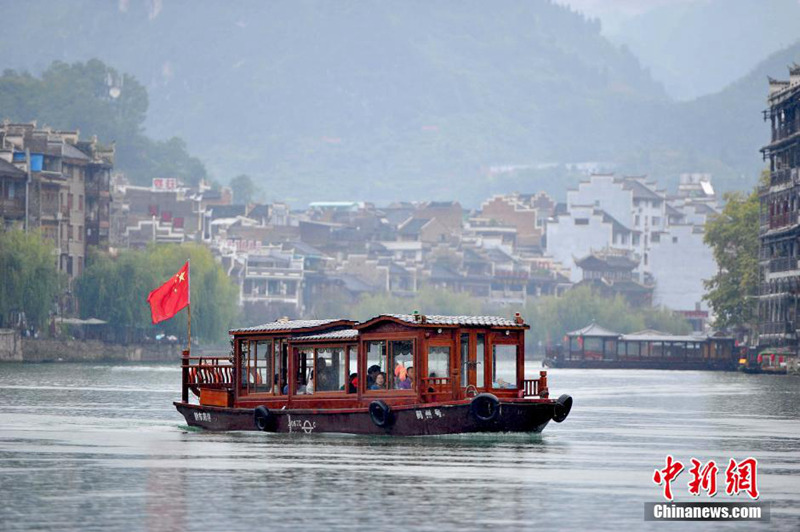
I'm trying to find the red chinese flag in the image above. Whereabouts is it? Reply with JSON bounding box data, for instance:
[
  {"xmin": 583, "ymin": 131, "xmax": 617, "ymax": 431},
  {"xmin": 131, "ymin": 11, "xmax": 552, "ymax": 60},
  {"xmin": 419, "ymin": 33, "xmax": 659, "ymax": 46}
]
[{"xmin": 147, "ymin": 262, "xmax": 190, "ymax": 324}]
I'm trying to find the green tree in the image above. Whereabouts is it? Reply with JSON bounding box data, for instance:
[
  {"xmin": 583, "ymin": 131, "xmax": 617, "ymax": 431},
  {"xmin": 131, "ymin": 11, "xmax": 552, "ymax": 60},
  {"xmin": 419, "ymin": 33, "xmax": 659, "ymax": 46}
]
[
  {"xmin": 0, "ymin": 60, "xmax": 207, "ymax": 186},
  {"xmin": 703, "ymin": 188, "xmax": 760, "ymax": 330},
  {"xmin": 77, "ymin": 244, "xmax": 239, "ymax": 343},
  {"xmin": 229, "ymin": 174, "xmax": 260, "ymax": 204},
  {"xmin": 350, "ymin": 287, "xmax": 487, "ymax": 322},
  {"xmin": 514, "ymin": 286, "xmax": 691, "ymax": 350},
  {"xmin": 0, "ymin": 230, "xmax": 62, "ymax": 329}
]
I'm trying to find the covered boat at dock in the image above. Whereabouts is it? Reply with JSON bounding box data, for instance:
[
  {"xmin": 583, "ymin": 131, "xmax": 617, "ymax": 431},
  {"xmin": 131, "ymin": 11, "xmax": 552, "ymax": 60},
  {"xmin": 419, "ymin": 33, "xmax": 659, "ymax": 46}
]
[{"xmin": 174, "ymin": 313, "xmax": 572, "ymax": 436}]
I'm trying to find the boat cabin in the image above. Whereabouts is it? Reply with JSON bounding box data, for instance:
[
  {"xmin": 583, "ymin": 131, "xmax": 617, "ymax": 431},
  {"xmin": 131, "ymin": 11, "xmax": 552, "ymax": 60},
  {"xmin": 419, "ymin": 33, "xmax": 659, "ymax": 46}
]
[
  {"xmin": 544, "ymin": 321, "xmax": 737, "ymax": 370},
  {"xmin": 183, "ymin": 313, "xmax": 547, "ymax": 409}
]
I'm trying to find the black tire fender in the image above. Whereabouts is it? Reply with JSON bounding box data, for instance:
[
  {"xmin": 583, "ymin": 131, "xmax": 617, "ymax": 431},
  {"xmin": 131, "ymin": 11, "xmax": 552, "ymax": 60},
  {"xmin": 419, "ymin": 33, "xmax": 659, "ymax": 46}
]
[
  {"xmin": 553, "ymin": 394, "xmax": 573, "ymax": 423},
  {"xmin": 254, "ymin": 405, "xmax": 273, "ymax": 431},
  {"xmin": 369, "ymin": 400, "xmax": 392, "ymax": 428},
  {"xmin": 470, "ymin": 393, "xmax": 500, "ymax": 423}
]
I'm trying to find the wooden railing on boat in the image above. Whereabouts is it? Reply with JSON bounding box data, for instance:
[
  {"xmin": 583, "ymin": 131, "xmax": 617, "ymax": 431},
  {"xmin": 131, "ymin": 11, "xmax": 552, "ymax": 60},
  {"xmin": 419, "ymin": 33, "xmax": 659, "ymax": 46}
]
[
  {"xmin": 181, "ymin": 350, "xmax": 233, "ymax": 402},
  {"xmin": 522, "ymin": 371, "xmax": 549, "ymax": 398},
  {"xmin": 421, "ymin": 377, "xmax": 451, "ymax": 403}
]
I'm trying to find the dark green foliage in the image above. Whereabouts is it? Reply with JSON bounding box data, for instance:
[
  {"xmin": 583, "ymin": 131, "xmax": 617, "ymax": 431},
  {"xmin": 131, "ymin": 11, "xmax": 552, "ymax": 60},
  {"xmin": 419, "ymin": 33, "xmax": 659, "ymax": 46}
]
[
  {"xmin": 523, "ymin": 286, "xmax": 691, "ymax": 348},
  {"xmin": 703, "ymin": 188, "xmax": 760, "ymax": 329},
  {"xmin": 0, "ymin": 230, "xmax": 63, "ymax": 329},
  {"xmin": 339, "ymin": 285, "xmax": 690, "ymax": 351},
  {"xmin": 0, "ymin": 60, "xmax": 206, "ymax": 186},
  {"xmin": 229, "ymin": 175, "xmax": 260, "ymax": 204},
  {"xmin": 76, "ymin": 244, "xmax": 238, "ymax": 343}
]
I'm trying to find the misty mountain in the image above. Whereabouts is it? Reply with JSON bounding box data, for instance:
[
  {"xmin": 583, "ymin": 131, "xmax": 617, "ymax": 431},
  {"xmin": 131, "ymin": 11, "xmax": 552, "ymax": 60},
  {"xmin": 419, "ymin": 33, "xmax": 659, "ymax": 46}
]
[
  {"xmin": 0, "ymin": 0, "xmax": 670, "ymax": 204},
  {"xmin": 0, "ymin": 0, "xmax": 784, "ymax": 205},
  {"xmin": 609, "ymin": 0, "xmax": 800, "ymax": 101}
]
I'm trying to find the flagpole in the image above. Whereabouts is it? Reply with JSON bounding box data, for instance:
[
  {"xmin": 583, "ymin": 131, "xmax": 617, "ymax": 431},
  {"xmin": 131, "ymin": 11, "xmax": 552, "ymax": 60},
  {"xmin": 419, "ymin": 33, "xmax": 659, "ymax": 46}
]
[{"xmin": 187, "ymin": 259, "xmax": 191, "ymax": 354}]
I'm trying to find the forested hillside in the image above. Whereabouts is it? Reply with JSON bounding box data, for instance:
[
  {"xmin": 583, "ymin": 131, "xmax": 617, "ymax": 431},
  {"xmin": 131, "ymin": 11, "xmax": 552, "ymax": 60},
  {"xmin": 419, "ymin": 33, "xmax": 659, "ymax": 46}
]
[{"xmin": 0, "ymin": 0, "xmax": 788, "ymax": 204}]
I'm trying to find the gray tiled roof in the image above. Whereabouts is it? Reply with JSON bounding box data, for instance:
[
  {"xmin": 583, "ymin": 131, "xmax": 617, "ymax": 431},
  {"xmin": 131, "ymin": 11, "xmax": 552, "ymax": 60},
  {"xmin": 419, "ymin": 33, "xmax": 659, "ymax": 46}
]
[
  {"xmin": 383, "ymin": 314, "xmax": 523, "ymax": 327},
  {"xmin": 621, "ymin": 178, "xmax": 663, "ymax": 200},
  {"xmin": 294, "ymin": 329, "xmax": 359, "ymax": 342},
  {"xmin": 62, "ymin": 143, "xmax": 91, "ymax": 161},
  {"xmin": 567, "ymin": 322, "xmax": 620, "ymax": 337},
  {"xmin": 0, "ymin": 158, "xmax": 25, "ymax": 177},
  {"xmin": 230, "ymin": 318, "xmax": 350, "ymax": 334}
]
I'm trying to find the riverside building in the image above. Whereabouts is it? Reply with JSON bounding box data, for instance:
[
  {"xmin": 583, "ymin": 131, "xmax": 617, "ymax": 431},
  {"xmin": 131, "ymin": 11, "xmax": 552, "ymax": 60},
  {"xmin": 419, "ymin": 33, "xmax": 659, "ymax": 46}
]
[{"xmin": 759, "ymin": 64, "xmax": 800, "ymax": 354}]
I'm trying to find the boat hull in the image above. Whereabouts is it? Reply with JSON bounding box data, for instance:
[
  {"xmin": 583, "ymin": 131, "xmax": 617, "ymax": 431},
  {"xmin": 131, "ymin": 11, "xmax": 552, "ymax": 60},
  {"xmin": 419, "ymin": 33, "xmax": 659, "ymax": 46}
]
[{"xmin": 174, "ymin": 399, "xmax": 562, "ymax": 436}]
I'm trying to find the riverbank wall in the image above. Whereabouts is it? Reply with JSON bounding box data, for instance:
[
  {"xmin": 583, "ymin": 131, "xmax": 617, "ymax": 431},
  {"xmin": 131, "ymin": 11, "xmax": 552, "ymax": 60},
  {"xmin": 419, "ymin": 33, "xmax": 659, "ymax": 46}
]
[{"xmin": 0, "ymin": 329, "xmax": 226, "ymax": 362}]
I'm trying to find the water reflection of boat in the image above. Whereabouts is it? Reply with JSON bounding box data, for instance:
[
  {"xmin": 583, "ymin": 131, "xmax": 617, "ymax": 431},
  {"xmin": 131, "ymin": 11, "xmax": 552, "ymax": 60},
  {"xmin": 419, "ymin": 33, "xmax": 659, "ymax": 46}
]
[{"xmin": 174, "ymin": 313, "xmax": 572, "ymax": 436}]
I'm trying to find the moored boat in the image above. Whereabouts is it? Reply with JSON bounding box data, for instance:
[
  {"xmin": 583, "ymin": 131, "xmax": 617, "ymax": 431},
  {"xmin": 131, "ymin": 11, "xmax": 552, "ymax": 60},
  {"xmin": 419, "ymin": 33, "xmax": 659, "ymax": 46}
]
[{"xmin": 174, "ymin": 313, "xmax": 572, "ymax": 436}]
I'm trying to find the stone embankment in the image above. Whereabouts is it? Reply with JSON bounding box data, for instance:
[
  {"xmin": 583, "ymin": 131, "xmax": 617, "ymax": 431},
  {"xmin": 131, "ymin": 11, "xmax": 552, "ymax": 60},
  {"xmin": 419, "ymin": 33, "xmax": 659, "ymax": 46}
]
[{"xmin": 0, "ymin": 329, "xmax": 224, "ymax": 362}]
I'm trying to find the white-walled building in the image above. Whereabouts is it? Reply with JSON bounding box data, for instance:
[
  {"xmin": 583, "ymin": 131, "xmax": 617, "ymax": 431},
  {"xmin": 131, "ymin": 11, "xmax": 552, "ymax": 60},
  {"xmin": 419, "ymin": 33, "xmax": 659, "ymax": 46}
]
[{"xmin": 546, "ymin": 173, "xmax": 719, "ymax": 312}]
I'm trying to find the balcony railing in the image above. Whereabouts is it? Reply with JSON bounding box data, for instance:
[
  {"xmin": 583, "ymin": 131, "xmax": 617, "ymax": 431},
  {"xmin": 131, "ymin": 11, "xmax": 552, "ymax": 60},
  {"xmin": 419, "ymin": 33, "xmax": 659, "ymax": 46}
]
[
  {"xmin": 771, "ymin": 168, "xmax": 792, "ymax": 186},
  {"xmin": 759, "ymin": 321, "xmax": 794, "ymax": 335},
  {"xmin": 767, "ymin": 211, "xmax": 800, "ymax": 230},
  {"xmin": 0, "ymin": 198, "xmax": 25, "ymax": 216},
  {"xmin": 768, "ymin": 257, "xmax": 799, "ymax": 273}
]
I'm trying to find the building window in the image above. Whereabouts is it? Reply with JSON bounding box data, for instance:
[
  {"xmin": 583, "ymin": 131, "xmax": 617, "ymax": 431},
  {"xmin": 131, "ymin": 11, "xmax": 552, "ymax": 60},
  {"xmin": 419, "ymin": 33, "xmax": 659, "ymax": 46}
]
[
  {"xmin": 672, "ymin": 236, "xmax": 678, "ymax": 244},
  {"xmin": 575, "ymin": 218, "xmax": 589, "ymax": 225},
  {"xmin": 651, "ymin": 233, "xmax": 660, "ymax": 243},
  {"xmin": 79, "ymin": 195, "xmax": 83, "ymax": 211},
  {"xmin": 68, "ymin": 193, "xmax": 73, "ymax": 210},
  {"xmin": 78, "ymin": 226, "xmax": 83, "ymax": 242},
  {"xmin": 652, "ymin": 216, "xmax": 661, "ymax": 226}
]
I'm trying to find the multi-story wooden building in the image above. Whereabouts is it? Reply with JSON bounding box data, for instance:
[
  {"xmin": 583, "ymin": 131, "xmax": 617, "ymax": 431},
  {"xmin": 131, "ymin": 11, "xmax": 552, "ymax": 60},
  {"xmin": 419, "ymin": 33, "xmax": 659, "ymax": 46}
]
[
  {"xmin": 759, "ymin": 65, "xmax": 800, "ymax": 353},
  {"xmin": 0, "ymin": 122, "xmax": 114, "ymax": 279}
]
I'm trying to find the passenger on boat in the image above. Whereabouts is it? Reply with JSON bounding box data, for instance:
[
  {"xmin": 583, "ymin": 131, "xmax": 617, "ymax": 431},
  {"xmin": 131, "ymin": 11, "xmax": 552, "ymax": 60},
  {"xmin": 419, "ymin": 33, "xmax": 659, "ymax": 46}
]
[
  {"xmin": 315, "ymin": 356, "xmax": 333, "ymax": 391},
  {"xmin": 369, "ymin": 372, "xmax": 386, "ymax": 390},
  {"xmin": 347, "ymin": 373, "xmax": 358, "ymax": 393},
  {"xmin": 366, "ymin": 365, "xmax": 381, "ymax": 388},
  {"xmin": 397, "ymin": 366, "xmax": 414, "ymax": 389}
]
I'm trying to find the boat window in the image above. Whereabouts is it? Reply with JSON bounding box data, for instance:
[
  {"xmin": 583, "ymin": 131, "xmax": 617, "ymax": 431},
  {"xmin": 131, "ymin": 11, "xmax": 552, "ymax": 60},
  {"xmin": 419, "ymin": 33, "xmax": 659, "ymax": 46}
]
[
  {"xmin": 315, "ymin": 347, "xmax": 345, "ymax": 392},
  {"xmin": 628, "ymin": 342, "xmax": 640, "ymax": 357},
  {"xmin": 427, "ymin": 346, "xmax": 450, "ymax": 379},
  {"xmin": 390, "ymin": 340, "xmax": 414, "ymax": 389},
  {"xmin": 273, "ymin": 340, "xmax": 288, "ymax": 395},
  {"xmin": 460, "ymin": 334, "xmax": 469, "ymax": 387},
  {"xmin": 347, "ymin": 345, "xmax": 358, "ymax": 393},
  {"xmin": 253, "ymin": 340, "xmax": 272, "ymax": 392},
  {"xmin": 476, "ymin": 333, "xmax": 485, "ymax": 388},
  {"xmin": 492, "ymin": 344, "xmax": 517, "ymax": 389},
  {"xmin": 239, "ymin": 339, "xmax": 249, "ymax": 390},
  {"xmin": 296, "ymin": 347, "xmax": 314, "ymax": 394},
  {"xmin": 584, "ymin": 337, "xmax": 602, "ymax": 355},
  {"xmin": 366, "ymin": 341, "xmax": 386, "ymax": 390}
]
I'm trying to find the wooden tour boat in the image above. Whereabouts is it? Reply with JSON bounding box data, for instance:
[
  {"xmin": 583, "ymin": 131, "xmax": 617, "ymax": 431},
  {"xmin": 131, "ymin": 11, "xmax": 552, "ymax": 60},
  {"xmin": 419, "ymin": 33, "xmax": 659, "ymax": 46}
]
[{"xmin": 174, "ymin": 312, "xmax": 572, "ymax": 436}]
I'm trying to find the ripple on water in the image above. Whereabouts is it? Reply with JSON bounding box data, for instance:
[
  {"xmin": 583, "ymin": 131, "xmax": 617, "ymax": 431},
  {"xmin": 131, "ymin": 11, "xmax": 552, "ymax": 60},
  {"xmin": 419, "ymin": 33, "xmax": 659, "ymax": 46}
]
[{"xmin": 0, "ymin": 364, "xmax": 798, "ymax": 531}]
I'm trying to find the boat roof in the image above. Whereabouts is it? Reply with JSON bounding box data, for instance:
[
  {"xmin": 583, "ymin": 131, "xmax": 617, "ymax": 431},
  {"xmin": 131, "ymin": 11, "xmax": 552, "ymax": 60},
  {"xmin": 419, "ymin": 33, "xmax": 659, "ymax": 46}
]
[
  {"xmin": 292, "ymin": 329, "xmax": 360, "ymax": 343},
  {"xmin": 230, "ymin": 318, "xmax": 355, "ymax": 335},
  {"xmin": 567, "ymin": 322, "xmax": 619, "ymax": 337},
  {"xmin": 356, "ymin": 314, "xmax": 528, "ymax": 330},
  {"xmin": 620, "ymin": 333, "xmax": 710, "ymax": 343}
]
